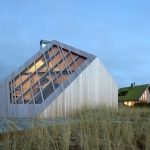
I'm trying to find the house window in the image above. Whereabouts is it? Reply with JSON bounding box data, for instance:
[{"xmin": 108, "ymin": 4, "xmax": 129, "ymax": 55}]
[
  {"xmin": 9, "ymin": 45, "xmax": 87, "ymax": 104},
  {"xmin": 118, "ymin": 91, "xmax": 128, "ymax": 96},
  {"xmin": 124, "ymin": 101, "xmax": 136, "ymax": 107}
]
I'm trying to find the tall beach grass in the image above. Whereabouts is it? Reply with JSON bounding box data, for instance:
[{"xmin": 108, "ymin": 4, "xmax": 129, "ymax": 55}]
[{"xmin": 0, "ymin": 106, "xmax": 150, "ymax": 150}]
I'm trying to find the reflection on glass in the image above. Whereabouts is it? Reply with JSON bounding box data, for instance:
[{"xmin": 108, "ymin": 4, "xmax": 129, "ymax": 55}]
[
  {"xmin": 16, "ymin": 96, "xmax": 23, "ymax": 104},
  {"xmin": 57, "ymin": 74, "xmax": 69, "ymax": 84},
  {"xmin": 71, "ymin": 52, "xmax": 78, "ymax": 59},
  {"xmin": 29, "ymin": 63, "xmax": 36, "ymax": 73},
  {"xmin": 28, "ymin": 99, "xmax": 34, "ymax": 104},
  {"xmin": 23, "ymin": 89, "xmax": 32, "ymax": 101},
  {"xmin": 35, "ymin": 93, "xmax": 43, "ymax": 104},
  {"xmin": 14, "ymin": 75, "xmax": 20, "ymax": 87},
  {"xmin": 75, "ymin": 57, "xmax": 86, "ymax": 67},
  {"xmin": 45, "ymin": 51, "xmax": 49, "ymax": 60},
  {"xmin": 20, "ymin": 69, "xmax": 28, "ymax": 82},
  {"xmin": 52, "ymin": 45, "xmax": 59, "ymax": 55},
  {"xmin": 53, "ymin": 78, "xmax": 60, "ymax": 89},
  {"xmin": 69, "ymin": 63, "xmax": 77, "ymax": 72},
  {"xmin": 49, "ymin": 48, "xmax": 54, "ymax": 57},
  {"xmin": 35, "ymin": 56, "xmax": 44, "ymax": 70},
  {"xmin": 40, "ymin": 72, "xmax": 50, "ymax": 89},
  {"xmin": 48, "ymin": 60, "xmax": 53, "ymax": 69},
  {"xmin": 42, "ymin": 82, "xmax": 54, "ymax": 100},
  {"xmin": 37, "ymin": 63, "xmax": 47, "ymax": 78},
  {"xmin": 55, "ymin": 53, "xmax": 62, "ymax": 62},
  {"xmin": 22, "ymin": 78, "xmax": 30, "ymax": 93},
  {"xmin": 15, "ymin": 85, "xmax": 21, "ymax": 98},
  {"xmin": 57, "ymin": 60, "xmax": 65, "ymax": 71},
  {"xmin": 50, "ymin": 57, "xmax": 57, "ymax": 67},
  {"xmin": 65, "ymin": 55, "xmax": 72, "ymax": 64},
  {"xmin": 32, "ymin": 82, "xmax": 40, "ymax": 96},
  {"xmin": 30, "ymin": 73, "xmax": 38, "ymax": 85},
  {"xmin": 62, "ymin": 49, "xmax": 69, "ymax": 56},
  {"xmin": 53, "ymin": 64, "xmax": 61, "ymax": 72}
]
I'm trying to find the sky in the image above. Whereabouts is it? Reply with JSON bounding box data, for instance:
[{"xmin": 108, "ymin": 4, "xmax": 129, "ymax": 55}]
[{"xmin": 0, "ymin": 0, "xmax": 150, "ymax": 88}]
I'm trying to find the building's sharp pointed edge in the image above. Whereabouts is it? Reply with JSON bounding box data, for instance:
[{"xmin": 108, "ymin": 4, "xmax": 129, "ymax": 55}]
[
  {"xmin": 37, "ymin": 40, "xmax": 96, "ymax": 117},
  {"xmin": 0, "ymin": 40, "xmax": 97, "ymax": 118}
]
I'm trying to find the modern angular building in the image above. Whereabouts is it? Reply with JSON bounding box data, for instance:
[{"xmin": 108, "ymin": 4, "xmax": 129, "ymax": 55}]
[{"xmin": 0, "ymin": 40, "xmax": 118, "ymax": 118}]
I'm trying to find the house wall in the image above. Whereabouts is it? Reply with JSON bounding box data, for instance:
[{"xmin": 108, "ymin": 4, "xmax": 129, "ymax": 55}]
[
  {"xmin": 147, "ymin": 88, "xmax": 150, "ymax": 103},
  {"xmin": 38, "ymin": 57, "xmax": 118, "ymax": 118}
]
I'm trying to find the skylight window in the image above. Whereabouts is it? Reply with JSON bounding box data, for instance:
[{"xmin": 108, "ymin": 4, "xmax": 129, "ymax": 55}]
[
  {"xmin": 118, "ymin": 91, "xmax": 128, "ymax": 96},
  {"xmin": 9, "ymin": 45, "xmax": 87, "ymax": 104}
]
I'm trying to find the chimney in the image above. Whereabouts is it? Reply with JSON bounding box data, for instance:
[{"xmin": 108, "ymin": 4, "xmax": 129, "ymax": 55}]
[
  {"xmin": 130, "ymin": 82, "xmax": 135, "ymax": 88},
  {"xmin": 40, "ymin": 40, "xmax": 50, "ymax": 49}
]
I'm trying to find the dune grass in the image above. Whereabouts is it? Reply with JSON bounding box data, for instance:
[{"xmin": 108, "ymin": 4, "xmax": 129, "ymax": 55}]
[{"xmin": 0, "ymin": 106, "xmax": 150, "ymax": 150}]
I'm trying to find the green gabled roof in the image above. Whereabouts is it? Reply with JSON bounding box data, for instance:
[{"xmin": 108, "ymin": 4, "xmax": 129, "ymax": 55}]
[{"xmin": 118, "ymin": 84, "xmax": 149, "ymax": 102}]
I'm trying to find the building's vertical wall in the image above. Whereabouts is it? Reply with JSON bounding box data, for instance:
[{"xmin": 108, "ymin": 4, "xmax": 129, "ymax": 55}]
[
  {"xmin": 147, "ymin": 87, "xmax": 150, "ymax": 103},
  {"xmin": 38, "ymin": 57, "xmax": 118, "ymax": 118},
  {"xmin": 0, "ymin": 78, "xmax": 11, "ymax": 117}
]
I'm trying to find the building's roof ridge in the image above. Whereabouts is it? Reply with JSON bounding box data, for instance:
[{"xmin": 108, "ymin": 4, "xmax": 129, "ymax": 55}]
[{"xmin": 119, "ymin": 83, "xmax": 150, "ymax": 90}]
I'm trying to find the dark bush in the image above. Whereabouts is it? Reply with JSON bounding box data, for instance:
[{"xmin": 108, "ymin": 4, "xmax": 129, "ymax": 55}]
[{"xmin": 134, "ymin": 102, "xmax": 150, "ymax": 107}]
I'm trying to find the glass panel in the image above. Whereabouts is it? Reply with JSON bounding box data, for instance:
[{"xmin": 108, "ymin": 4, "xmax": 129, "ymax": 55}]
[
  {"xmin": 69, "ymin": 63, "xmax": 77, "ymax": 72},
  {"xmin": 53, "ymin": 64, "xmax": 61, "ymax": 72},
  {"xmin": 71, "ymin": 52, "xmax": 78, "ymax": 59},
  {"xmin": 48, "ymin": 59, "xmax": 61, "ymax": 72},
  {"xmin": 34, "ymin": 93, "xmax": 43, "ymax": 104},
  {"xmin": 20, "ymin": 69, "xmax": 28, "ymax": 82},
  {"xmin": 55, "ymin": 52, "xmax": 62, "ymax": 62},
  {"xmin": 45, "ymin": 51, "xmax": 49, "ymax": 60},
  {"xmin": 42, "ymin": 82, "xmax": 54, "ymax": 100},
  {"xmin": 28, "ymin": 99, "xmax": 34, "ymax": 104},
  {"xmin": 50, "ymin": 57, "xmax": 58, "ymax": 67},
  {"xmin": 58, "ymin": 60, "xmax": 66, "ymax": 71},
  {"xmin": 49, "ymin": 48, "xmax": 54, "ymax": 57},
  {"xmin": 57, "ymin": 73, "xmax": 69, "ymax": 84},
  {"xmin": 48, "ymin": 60, "xmax": 53, "ymax": 69},
  {"xmin": 16, "ymin": 96, "xmax": 23, "ymax": 104},
  {"xmin": 35, "ymin": 56, "xmax": 45, "ymax": 70},
  {"xmin": 30, "ymin": 73, "xmax": 38, "ymax": 85},
  {"xmin": 62, "ymin": 49, "xmax": 69, "ymax": 56},
  {"xmin": 32, "ymin": 82, "xmax": 40, "ymax": 96},
  {"xmin": 75, "ymin": 56, "xmax": 86, "ymax": 67},
  {"xmin": 15, "ymin": 85, "xmax": 21, "ymax": 98},
  {"xmin": 40, "ymin": 72, "xmax": 51, "ymax": 89},
  {"xmin": 29, "ymin": 63, "xmax": 36, "ymax": 74},
  {"xmin": 37, "ymin": 63, "xmax": 47, "ymax": 78},
  {"xmin": 65, "ymin": 55, "xmax": 73, "ymax": 64},
  {"xmin": 23, "ymin": 89, "xmax": 32, "ymax": 103},
  {"xmin": 53, "ymin": 78, "xmax": 60, "ymax": 89},
  {"xmin": 13, "ymin": 75, "xmax": 21, "ymax": 87},
  {"xmin": 22, "ymin": 78, "xmax": 30, "ymax": 93},
  {"xmin": 52, "ymin": 45, "xmax": 59, "ymax": 55}
]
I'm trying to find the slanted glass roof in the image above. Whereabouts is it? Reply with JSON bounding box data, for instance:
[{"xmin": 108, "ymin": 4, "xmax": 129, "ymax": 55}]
[{"xmin": 9, "ymin": 45, "xmax": 87, "ymax": 104}]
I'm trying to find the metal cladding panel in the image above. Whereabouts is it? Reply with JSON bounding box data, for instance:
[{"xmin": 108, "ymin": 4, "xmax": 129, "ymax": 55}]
[
  {"xmin": 38, "ymin": 57, "xmax": 118, "ymax": 118},
  {"xmin": 0, "ymin": 40, "xmax": 96, "ymax": 117}
]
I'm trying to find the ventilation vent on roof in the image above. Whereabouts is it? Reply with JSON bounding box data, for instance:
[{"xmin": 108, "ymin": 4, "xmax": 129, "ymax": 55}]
[
  {"xmin": 131, "ymin": 82, "xmax": 135, "ymax": 88},
  {"xmin": 40, "ymin": 40, "xmax": 50, "ymax": 49}
]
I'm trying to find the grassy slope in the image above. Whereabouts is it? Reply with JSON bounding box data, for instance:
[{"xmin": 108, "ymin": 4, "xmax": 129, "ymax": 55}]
[{"xmin": 0, "ymin": 106, "xmax": 150, "ymax": 150}]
